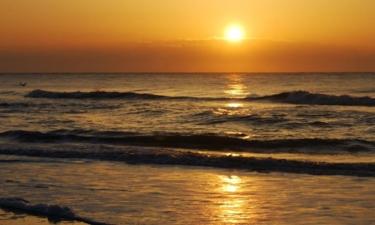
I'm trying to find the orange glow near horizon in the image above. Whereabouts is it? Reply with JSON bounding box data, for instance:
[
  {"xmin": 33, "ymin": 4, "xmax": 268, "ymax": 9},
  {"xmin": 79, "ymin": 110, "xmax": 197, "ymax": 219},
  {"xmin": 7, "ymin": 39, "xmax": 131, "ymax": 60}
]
[{"xmin": 1, "ymin": 0, "xmax": 375, "ymax": 72}]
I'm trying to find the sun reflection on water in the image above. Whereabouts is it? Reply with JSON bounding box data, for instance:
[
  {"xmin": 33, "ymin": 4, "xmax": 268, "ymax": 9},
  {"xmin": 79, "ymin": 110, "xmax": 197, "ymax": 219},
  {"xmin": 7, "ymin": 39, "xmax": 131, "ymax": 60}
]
[
  {"xmin": 226, "ymin": 102, "xmax": 243, "ymax": 108},
  {"xmin": 217, "ymin": 175, "xmax": 247, "ymax": 224},
  {"xmin": 225, "ymin": 83, "xmax": 247, "ymax": 96},
  {"xmin": 224, "ymin": 74, "xmax": 248, "ymax": 109},
  {"xmin": 224, "ymin": 74, "xmax": 248, "ymax": 97},
  {"xmin": 221, "ymin": 175, "xmax": 242, "ymax": 193}
]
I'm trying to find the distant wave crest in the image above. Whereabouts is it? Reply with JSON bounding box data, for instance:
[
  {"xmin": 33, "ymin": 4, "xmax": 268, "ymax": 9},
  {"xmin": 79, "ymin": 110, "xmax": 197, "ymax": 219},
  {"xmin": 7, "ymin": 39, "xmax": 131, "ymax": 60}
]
[
  {"xmin": 247, "ymin": 91, "xmax": 375, "ymax": 106},
  {"xmin": 26, "ymin": 89, "xmax": 375, "ymax": 106},
  {"xmin": 25, "ymin": 89, "xmax": 209, "ymax": 101},
  {"xmin": 26, "ymin": 89, "xmax": 172, "ymax": 100}
]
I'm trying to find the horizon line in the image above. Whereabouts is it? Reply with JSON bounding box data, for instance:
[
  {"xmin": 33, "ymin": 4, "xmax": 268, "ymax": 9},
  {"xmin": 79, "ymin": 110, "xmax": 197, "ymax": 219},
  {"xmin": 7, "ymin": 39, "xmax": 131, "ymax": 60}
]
[{"xmin": 1, "ymin": 71, "xmax": 375, "ymax": 75}]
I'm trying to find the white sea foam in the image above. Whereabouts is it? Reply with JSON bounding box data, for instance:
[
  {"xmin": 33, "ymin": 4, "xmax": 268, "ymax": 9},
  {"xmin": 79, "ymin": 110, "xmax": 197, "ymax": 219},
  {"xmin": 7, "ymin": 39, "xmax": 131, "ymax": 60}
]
[{"xmin": 0, "ymin": 197, "xmax": 111, "ymax": 225}]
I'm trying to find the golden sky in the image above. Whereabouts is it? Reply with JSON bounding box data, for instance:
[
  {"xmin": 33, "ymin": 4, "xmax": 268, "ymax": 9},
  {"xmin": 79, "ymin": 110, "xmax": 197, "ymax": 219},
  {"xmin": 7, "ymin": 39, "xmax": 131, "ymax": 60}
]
[{"xmin": 1, "ymin": 0, "xmax": 375, "ymax": 72}]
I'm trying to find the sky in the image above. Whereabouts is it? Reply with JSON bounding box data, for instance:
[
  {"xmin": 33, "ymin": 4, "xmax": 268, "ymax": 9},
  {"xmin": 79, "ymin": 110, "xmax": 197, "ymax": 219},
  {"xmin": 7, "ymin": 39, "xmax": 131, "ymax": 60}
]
[{"xmin": 1, "ymin": 0, "xmax": 375, "ymax": 72}]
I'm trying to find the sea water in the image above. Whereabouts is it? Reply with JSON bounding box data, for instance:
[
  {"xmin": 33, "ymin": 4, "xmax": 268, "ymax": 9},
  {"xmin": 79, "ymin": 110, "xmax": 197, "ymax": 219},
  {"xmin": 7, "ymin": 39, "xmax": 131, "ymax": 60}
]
[{"xmin": 0, "ymin": 73, "xmax": 374, "ymax": 224}]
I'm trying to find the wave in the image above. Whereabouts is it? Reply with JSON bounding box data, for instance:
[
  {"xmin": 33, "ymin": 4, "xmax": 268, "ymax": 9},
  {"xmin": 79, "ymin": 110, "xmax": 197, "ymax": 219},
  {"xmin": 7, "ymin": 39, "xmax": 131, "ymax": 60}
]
[
  {"xmin": 248, "ymin": 91, "xmax": 375, "ymax": 106},
  {"xmin": 25, "ymin": 89, "xmax": 203, "ymax": 101},
  {"xmin": 1, "ymin": 130, "xmax": 374, "ymax": 153},
  {"xmin": 0, "ymin": 144, "xmax": 374, "ymax": 177},
  {"xmin": 194, "ymin": 111, "xmax": 289, "ymax": 125},
  {"xmin": 0, "ymin": 197, "xmax": 111, "ymax": 225},
  {"xmin": 25, "ymin": 89, "xmax": 375, "ymax": 107},
  {"xmin": 0, "ymin": 102, "xmax": 31, "ymax": 108},
  {"xmin": 0, "ymin": 101, "xmax": 117, "ymax": 108}
]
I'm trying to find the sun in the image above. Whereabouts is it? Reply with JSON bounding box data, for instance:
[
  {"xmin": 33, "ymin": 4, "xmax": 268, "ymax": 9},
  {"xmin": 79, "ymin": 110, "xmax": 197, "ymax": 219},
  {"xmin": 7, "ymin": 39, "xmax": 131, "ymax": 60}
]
[{"xmin": 225, "ymin": 25, "xmax": 245, "ymax": 42}]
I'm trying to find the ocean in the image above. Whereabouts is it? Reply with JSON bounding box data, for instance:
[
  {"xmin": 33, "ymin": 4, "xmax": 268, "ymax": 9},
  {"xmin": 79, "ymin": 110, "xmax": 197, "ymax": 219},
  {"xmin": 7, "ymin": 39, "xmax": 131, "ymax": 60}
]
[{"xmin": 0, "ymin": 73, "xmax": 374, "ymax": 224}]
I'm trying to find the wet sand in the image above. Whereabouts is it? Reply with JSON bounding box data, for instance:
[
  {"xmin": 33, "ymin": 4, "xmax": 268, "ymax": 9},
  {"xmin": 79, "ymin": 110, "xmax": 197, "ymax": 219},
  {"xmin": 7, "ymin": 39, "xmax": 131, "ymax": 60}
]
[{"xmin": 1, "ymin": 156, "xmax": 374, "ymax": 225}]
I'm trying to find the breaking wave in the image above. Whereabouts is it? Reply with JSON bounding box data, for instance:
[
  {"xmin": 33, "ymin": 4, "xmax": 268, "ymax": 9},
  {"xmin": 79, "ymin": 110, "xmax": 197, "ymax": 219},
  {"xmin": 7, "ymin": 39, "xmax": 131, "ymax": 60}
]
[
  {"xmin": 25, "ymin": 89, "xmax": 375, "ymax": 106},
  {"xmin": 0, "ymin": 197, "xmax": 111, "ymax": 225},
  {"xmin": 247, "ymin": 91, "xmax": 375, "ymax": 106},
  {"xmin": 0, "ymin": 144, "xmax": 374, "ymax": 177},
  {"xmin": 0, "ymin": 130, "xmax": 374, "ymax": 153}
]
